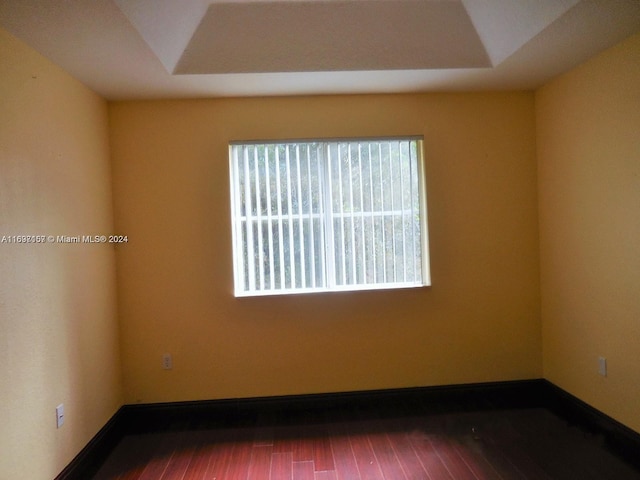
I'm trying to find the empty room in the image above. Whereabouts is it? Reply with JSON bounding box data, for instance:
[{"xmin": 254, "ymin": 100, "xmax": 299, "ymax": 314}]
[{"xmin": 1, "ymin": 1, "xmax": 639, "ymax": 479}]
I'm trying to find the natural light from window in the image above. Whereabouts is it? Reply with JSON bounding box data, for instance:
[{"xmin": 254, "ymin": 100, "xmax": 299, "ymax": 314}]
[{"xmin": 229, "ymin": 137, "xmax": 430, "ymax": 296}]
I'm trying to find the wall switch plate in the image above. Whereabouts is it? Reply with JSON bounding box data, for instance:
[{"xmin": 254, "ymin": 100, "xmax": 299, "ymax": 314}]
[
  {"xmin": 162, "ymin": 353, "xmax": 173, "ymax": 370},
  {"xmin": 598, "ymin": 356, "xmax": 607, "ymax": 377},
  {"xmin": 56, "ymin": 404, "xmax": 64, "ymax": 428}
]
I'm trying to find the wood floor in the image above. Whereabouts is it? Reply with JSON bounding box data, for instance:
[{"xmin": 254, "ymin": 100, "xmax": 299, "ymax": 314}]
[{"xmin": 93, "ymin": 407, "xmax": 640, "ymax": 480}]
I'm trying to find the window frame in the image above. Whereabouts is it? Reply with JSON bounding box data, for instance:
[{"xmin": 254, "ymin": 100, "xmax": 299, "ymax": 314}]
[{"xmin": 229, "ymin": 136, "xmax": 431, "ymax": 297}]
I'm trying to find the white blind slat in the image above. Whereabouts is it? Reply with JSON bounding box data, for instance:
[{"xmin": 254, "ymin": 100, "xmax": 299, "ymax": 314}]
[
  {"xmin": 306, "ymin": 146, "xmax": 316, "ymax": 288},
  {"xmin": 367, "ymin": 143, "xmax": 377, "ymax": 283},
  {"xmin": 243, "ymin": 146, "xmax": 256, "ymax": 292},
  {"xmin": 378, "ymin": 143, "xmax": 387, "ymax": 284},
  {"xmin": 285, "ymin": 146, "xmax": 295, "ymax": 288},
  {"xmin": 295, "ymin": 145, "xmax": 306, "ymax": 289},
  {"xmin": 347, "ymin": 144, "xmax": 356, "ymax": 284},
  {"xmin": 254, "ymin": 147, "xmax": 265, "ymax": 290},
  {"xmin": 388, "ymin": 142, "xmax": 397, "ymax": 283},
  {"xmin": 275, "ymin": 147, "xmax": 285, "ymax": 289},
  {"xmin": 264, "ymin": 147, "xmax": 275, "ymax": 289},
  {"xmin": 399, "ymin": 141, "xmax": 407, "ymax": 283},
  {"xmin": 357, "ymin": 143, "xmax": 366, "ymax": 284},
  {"xmin": 336, "ymin": 144, "xmax": 347, "ymax": 286}
]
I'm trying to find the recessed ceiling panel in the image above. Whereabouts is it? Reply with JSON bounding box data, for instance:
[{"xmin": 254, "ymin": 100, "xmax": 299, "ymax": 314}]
[
  {"xmin": 174, "ymin": 0, "xmax": 492, "ymax": 74},
  {"xmin": 115, "ymin": 0, "xmax": 208, "ymax": 73},
  {"xmin": 461, "ymin": 0, "xmax": 581, "ymax": 65}
]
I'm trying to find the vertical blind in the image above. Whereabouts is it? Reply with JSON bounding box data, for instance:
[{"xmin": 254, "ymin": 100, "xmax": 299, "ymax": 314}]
[{"xmin": 229, "ymin": 138, "xmax": 430, "ymax": 296}]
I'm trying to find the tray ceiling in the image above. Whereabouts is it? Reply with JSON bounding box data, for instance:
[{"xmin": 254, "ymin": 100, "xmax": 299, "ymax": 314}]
[{"xmin": 1, "ymin": 0, "xmax": 639, "ymax": 99}]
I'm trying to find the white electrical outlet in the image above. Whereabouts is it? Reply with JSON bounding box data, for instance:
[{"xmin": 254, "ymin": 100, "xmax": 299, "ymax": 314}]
[
  {"xmin": 598, "ymin": 356, "xmax": 607, "ymax": 377},
  {"xmin": 56, "ymin": 404, "xmax": 64, "ymax": 428},
  {"xmin": 162, "ymin": 353, "xmax": 173, "ymax": 370}
]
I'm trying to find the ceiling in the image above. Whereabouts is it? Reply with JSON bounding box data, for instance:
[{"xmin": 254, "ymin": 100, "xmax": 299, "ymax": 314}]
[{"xmin": 1, "ymin": 0, "xmax": 639, "ymax": 100}]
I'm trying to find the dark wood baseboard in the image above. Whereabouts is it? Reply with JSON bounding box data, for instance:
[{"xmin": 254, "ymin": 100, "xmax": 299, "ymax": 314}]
[
  {"xmin": 56, "ymin": 379, "xmax": 640, "ymax": 478},
  {"xmin": 541, "ymin": 380, "xmax": 640, "ymax": 470},
  {"xmin": 54, "ymin": 406, "xmax": 127, "ymax": 480},
  {"xmin": 119, "ymin": 379, "xmax": 548, "ymax": 434}
]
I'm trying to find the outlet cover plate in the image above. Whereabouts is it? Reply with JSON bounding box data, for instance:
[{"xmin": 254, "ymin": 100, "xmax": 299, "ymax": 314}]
[
  {"xmin": 162, "ymin": 353, "xmax": 173, "ymax": 370},
  {"xmin": 56, "ymin": 404, "xmax": 64, "ymax": 428},
  {"xmin": 598, "ymin": 356, "xmax": 607, "ymax": 376}
]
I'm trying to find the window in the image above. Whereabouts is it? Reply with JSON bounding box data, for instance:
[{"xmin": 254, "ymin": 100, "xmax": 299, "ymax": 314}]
[{"xmin": 229, "ymin": 137, "xmax": 430, "ymax": 296}]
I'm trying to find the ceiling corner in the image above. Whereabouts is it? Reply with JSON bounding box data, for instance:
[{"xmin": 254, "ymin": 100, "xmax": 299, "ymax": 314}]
[
  {"xmin": 461, "ymin": 0, "xmax": 581, "ymax": 66},
  {"xmin": 114, "ymin": 0, "xmax": 208, "ymax": 73}
]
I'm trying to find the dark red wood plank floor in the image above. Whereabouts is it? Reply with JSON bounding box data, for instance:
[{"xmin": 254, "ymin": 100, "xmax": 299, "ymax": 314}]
[{"xmin": 93, "ymin": 408, "xmax": 640, "ymax": 479}]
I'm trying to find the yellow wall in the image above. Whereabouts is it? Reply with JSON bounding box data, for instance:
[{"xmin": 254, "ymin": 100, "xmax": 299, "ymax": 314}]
[
  {"xmin": 0, "ymin": 29, "xmax": 122, "ymax": 479},
  {"xmin": 536, "ymin": 32, "xmax": 640, "ymax": 434},
  {"xmin": 109, "ymin": 93, "xmax": 542, "ymax": 404}
]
